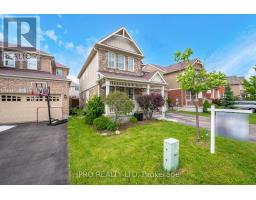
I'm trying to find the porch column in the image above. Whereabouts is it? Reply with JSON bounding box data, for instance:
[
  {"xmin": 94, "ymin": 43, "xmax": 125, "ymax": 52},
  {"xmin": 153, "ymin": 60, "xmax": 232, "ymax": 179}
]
[
  {"xmin": 147, "ymin": 84, "xmax": 150, "ymax": 94},
  {"xmin": 105, "ymin": 80, "xmax": 110, "ymax": 115},
  {"xmin": 161, "ymin": 86, "xmax": 165, "ymax": 97}
]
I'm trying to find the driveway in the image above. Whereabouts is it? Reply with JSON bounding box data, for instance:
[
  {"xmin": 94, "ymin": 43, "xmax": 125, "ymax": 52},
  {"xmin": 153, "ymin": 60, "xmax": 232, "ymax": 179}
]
[
  {"xmin": 163, "ymin": 112, "xmax": 256, "ymax": 141},
  {"xmin": 0, "ymin": 123, "xmax": 69, "ymax": 184}
]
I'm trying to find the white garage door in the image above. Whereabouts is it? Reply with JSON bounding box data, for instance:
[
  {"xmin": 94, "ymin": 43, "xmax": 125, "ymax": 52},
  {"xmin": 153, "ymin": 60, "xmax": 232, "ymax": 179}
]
[{"xmin": 0, "ymin": 94, "xmax": 62, "ymax": 124}]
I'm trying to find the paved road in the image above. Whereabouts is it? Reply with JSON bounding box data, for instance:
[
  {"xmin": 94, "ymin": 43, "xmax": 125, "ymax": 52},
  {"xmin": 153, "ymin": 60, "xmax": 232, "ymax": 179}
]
[
  {"xmin": 0, "ymin": 123, "xmax": 69, "ymax": 184},
  {"xmin": 164, "ymin": 112, "xmax": 256, "ymax": 141},
  {"xmin": 165, "ymin": 112, "xmax": 211, "ymax": 129}
]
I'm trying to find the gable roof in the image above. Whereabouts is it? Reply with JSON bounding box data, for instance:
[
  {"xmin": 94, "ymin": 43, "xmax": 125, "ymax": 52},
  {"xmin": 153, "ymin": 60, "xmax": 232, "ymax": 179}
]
[
  {"xmin": 56, "ymin": 62, "xmax": 69, "ymax": 69},
  {"xmin": 146, "ymin": 59, "xmax": 202, "ymax": 74},
  {"xmin": 97, "ymin": 27, "xmax": 144, "ymax": 56},
  {"xmin": 227, "ymin": 76, "xmax": 245, "ymax": 85}
]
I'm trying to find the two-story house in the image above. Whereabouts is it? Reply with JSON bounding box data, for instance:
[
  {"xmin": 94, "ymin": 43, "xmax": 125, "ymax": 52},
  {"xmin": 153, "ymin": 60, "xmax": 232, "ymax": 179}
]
[
  {"xmin": 78, "ymin": 27, "xmax": 167, "ymax": 114},
  {"xmin": 143, "ymin": 59, "xmax": 225, "ymax": 111},
  {"xmin": 0, "ymin": 42, "xmax": 71, "ymax": 124}
]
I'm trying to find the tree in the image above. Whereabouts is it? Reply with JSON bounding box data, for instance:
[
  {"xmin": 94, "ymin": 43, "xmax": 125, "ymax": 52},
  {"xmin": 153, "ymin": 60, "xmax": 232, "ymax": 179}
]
[
  {"xmin": 243, "ymin": 67, "xmax": 256, "ymax": 100},
  {"xmin": 136, "ymin": 93, "xmax": 165, "ymax": 119},
  {"xmin": 222, "ymin": 85, "xmax": 235, "ymax": 108},
  {"xmin": 175, "ymin": 48, "xmax": 226, "ymax": 142},
  {"xmin": 105, "ymin": 91, "xmax": 134, "ymax": 122},
  {"xmin": 85, "ymin": 96, "xmax": 105, "ymax": 124}
]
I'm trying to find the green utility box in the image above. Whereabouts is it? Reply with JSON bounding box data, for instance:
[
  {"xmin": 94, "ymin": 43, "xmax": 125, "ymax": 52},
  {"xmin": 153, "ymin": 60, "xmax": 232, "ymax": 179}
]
[{"xmin": 163, "ymin": 138, "xmax": 179, "ymax": 172}]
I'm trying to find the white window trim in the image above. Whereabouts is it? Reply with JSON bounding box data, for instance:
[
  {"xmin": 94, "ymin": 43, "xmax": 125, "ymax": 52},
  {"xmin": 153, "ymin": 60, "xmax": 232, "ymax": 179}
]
[
  {"xmin": 127, "ymin": 57, "xmax": 134, "ymax": 72},
  {"xmin": 56, "ymin": 68, "xmax": 63, "ymax": 76},
  {"xmin": 108, "ymin": 51, "xmax": 116, "ymax": 69},
  {"xmin": 118, "ymin": 54, "xmax": 125, "ymax": 71},
  {"xmin": 27, "ymin": 57, "xmax": 38, "ymax": 70},
  {"xmin": 3, "ymin": 52, "xmax": 16, "ymax": 68}
]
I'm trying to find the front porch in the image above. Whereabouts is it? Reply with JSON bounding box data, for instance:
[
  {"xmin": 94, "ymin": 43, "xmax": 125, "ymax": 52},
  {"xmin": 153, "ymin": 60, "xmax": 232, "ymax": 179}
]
[{"xmin": 99, "ymin": 79, "xmax": 165, "ymax": 115}]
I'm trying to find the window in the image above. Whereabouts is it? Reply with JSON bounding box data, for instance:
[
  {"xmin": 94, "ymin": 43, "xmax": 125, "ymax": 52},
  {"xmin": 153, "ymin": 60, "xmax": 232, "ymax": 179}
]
[
  {"xmin": 127, "ymin": 57, "xmax": 134, "ymax": 72},
  {"xmin": 127, "ymin": 88, "xmax": 134, "ymax": 99},
  {"xmin": 27, "ymin": 57, "xmax": 37, "ymax": 70},
  {"xmin": 56, "ymin": 68, "xmax": 63, "ymax": 76},
  {"xmin": 1, "ymin": 95, "xmax": 21, "ymax": 102},
  {"xmin": 185, "ymin": 91, "xmax": 191, "ymax": 100},
  {"xmin": 108, "ymin": 52, "xmax": 116, "ymax": 68},
  {"xmin": 3, "ymin": 52, "xmax": 15, "ymax": 67},
  {"xmin": 118, "ymin": 54, "xmax": 125, "ymax": 70}
]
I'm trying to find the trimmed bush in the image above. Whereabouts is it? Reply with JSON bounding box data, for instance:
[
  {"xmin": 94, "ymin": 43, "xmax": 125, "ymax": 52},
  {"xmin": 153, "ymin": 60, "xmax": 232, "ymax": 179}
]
[
  {"xmin": 93, "ymin": 116, "xmax": 109, "ymax": 130},
  {"xmin": 203, "ymin": 100, "xmax": 211, "ymax": 113},
  {"xmin": 107, "ymin": 120, "xmax": 118, "ymax": 131},
  {"xmin": 130, "ymin": 116, "xmax": 138, "ymax": 123},
  {"xmin": 85, "ymin": 96, "xmax": 105, "ymax": 124}
]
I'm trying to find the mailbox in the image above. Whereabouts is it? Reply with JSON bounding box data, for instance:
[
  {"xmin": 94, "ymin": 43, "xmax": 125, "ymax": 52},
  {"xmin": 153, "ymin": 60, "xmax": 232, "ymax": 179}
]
[{"xmin": 163, "ymin": 138, "xmax": 179, "ymax": 172}]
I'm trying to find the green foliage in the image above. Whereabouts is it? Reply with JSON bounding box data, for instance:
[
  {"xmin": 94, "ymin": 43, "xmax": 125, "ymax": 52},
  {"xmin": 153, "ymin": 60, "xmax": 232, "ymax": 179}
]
[
  {"xmin": 106, "ymin": 120, "xmax": 118, "ymax": 131},
  {"xmin": 174, "ymin": 48, "xmax": 226, "ymax": 141},
  {"xmin": 93, "ymin": 116, "xmax": 118, "ymax": 131},
  {"xmin": 93, "ymin": 116, "xmax": 109, "ymax": 130},
  {"xmin": 105, "ymin": 92, "xmax": 134, "ymax": 122},
  {"xmin": 222, "ymin": 85, "xmax": 236, "ymax": 108},
  {"xmin": 203, "ymin": 100, "xmax": 211, "ymax": 113},
  {"xmin": 130, "ymin": 116, "xmax": 138, "ymax": 123},
  {"xmin": 243, "ymin": 68, "xmax": 256, "ymax": 100},
  {"xmin": 68, "ymin": 118, "xmax": 256, "ymax": 184},
  {"xmin": 85, "ymin": 96, "xmax": 105, "ymax": 124}
]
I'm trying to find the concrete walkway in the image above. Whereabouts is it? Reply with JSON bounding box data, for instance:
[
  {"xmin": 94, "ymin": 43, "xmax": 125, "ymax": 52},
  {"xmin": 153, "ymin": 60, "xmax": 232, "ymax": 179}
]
[{"xmin": 0, "ymin": 123, "xmax": 69, "ymax": 184}]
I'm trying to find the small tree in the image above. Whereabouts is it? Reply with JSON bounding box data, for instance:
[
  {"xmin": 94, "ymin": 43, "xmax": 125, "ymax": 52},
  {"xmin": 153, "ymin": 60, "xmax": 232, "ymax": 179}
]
[
  {"xmin": 175, "ymin": 48, "xmax": 226, "ymax": 142},
  {"xmin": 222, "ymin": 85, "xmax": 235, "ymax": 108},
  {"xmin": 243, "ymin": 66, "xmax": 256, "ymax": 100},
  {"xmin": 105, "ymin": 91, "xmax": 134, "ymax": 122},
  {"xmin": 136, "ymin": 93, "xmax": 165, "ymax": 119},
  {"xmin": 85, "ymin": 96, "xmax": 105, "ymax": 124}
]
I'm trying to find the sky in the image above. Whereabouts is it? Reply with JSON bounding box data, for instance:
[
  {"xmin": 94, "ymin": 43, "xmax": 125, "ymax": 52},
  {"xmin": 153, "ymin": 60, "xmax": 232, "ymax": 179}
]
[{"xmin": 1, "ymin": 14, "xmax": 256, "ymax": 83}]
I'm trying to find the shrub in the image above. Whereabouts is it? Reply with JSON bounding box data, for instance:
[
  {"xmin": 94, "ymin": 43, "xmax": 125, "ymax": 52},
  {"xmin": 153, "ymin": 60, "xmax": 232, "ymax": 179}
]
[
  {"xmin": 222, "ymin": 85, "xmax": 235, "ymax": 108},
  {"xmin": 130, "ymin": 116, "xmax": 138, "ymax": 123},
  {"xmin": 203, "ymin": 100, "xmax": 211, "ymax": 113},
  {"xmin": 136, "ymin": 93, "xmax": 165, "ymax": 119},
  {"xmin": 105, "ymin": 92, "xmax": 134, "ymax": 122},
  {"xmin": 106, "ymin": 120, "xmax": 118, "ymax": 131},
  {"xmin": 85, "ymin": 96, "xmax": 105, "ymax": 124},
  {"xmin": 93, "ymin": 116, "xmax": 109, "ymax": 130}
]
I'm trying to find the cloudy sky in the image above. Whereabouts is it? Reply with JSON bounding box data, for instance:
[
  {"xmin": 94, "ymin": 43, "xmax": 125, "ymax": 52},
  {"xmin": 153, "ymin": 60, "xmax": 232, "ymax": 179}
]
[{"xmin": 1, "ymin": 14, "xmax": 256, "ymax": 83}]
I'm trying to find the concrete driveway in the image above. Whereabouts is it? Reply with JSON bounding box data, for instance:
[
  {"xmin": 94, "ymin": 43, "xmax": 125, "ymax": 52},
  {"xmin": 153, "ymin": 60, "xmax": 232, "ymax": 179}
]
[{"xmin": 0, "ymin": 123, "xmax": 69, "ymax": 184}]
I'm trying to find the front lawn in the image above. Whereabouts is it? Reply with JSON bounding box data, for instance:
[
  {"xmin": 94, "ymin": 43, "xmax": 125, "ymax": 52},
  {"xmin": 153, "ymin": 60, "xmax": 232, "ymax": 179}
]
[
  {"xmin": 249, "ymin": 114, "xmax": 256, "ymax": 124},
  {"xmin": 68, "ymin": 117, "xmax": 256, "ymax": 184}
]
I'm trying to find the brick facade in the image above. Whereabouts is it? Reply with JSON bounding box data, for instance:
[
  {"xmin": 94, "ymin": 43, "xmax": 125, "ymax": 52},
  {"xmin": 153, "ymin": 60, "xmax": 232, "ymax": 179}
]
[
  {"xmin": 0, "ymin": 77, "xmax": 70, "ymax": 119},
  {"xmin": 98, "ymin": 48, "xmax": 143, "ymax": 76}
]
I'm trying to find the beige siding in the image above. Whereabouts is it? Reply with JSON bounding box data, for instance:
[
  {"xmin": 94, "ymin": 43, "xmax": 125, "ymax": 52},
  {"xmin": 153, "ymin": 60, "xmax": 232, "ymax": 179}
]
[
  {"xmin": 231, "ymin": 84, "xmax": 243, "ymax": 97},
  {"xmin": 79, "ymin": 51, "xmax": 99, "ymax": 93},
  {"xmin": 164, "ymin": 71, "xmax": 181, "ymax": 89},
  {"xmin": 102, "ymin": 35, "xmax": 139, "ymax": 54}
]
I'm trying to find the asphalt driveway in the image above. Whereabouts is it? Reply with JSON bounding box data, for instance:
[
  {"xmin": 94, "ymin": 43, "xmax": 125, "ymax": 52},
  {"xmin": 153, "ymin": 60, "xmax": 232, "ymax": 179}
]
[{"xmin": 0, "ymin": 122, "xmax": 69, "ymax": 184}]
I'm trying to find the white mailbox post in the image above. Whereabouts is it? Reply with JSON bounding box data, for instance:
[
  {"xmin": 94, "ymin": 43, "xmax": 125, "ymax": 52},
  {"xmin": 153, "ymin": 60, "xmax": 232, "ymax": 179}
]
[
  {"xmin": 163, "ymin": 138, "xmax": 179, "ymax": 172},
  {"xmin": 210, "ymin": 105, "xmax": 252, "ymax": 154}
]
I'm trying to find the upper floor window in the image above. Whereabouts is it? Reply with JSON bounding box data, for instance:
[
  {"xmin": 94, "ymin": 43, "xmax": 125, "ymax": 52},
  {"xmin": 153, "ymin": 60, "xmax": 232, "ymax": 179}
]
[
  {"xmin": 27, "ymin": 57, "xmax": 37, "ymax": 70},
  {"xmin": 108, "ymin": 52, "xmax": 116, "ymax": 69},
  {"xmin": 118, "ymin": 54, "xmax": 125, "ymax": 70},
  {"xmin": 3, "ymin": 52, "xmax": 15, "ymax": 67},
  {"xmin": 127, "ymin": 57, "xmax": 134, "ymax": 72},
  {"xmin": 56, "ymin": 68, "xmax": 63, "ymax": 76}
]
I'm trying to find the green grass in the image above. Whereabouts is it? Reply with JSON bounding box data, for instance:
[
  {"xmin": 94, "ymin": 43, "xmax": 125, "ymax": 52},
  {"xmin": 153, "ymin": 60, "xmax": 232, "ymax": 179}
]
[
  {"xmin": 169, "ymin": 110, "xmax": 256, "ymax": 124},
  {"xmin": 249, "ymin": 114, "xmax": 256, "ymax": 124},
  {"xmin": 68, "ymin": 117, "xmax": 256, "ymax": 184}
]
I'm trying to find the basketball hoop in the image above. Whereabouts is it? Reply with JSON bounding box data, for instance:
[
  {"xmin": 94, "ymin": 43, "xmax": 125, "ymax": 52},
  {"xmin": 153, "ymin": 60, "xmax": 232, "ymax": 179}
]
[{"xmin": 30, "ymin": 82, "xmax": 49, "ymax": 96}]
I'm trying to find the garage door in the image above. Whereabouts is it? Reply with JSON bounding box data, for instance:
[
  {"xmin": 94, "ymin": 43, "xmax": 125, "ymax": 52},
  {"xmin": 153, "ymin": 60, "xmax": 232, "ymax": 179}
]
[{"xmin": 0, "ymin": 94, "xmax": 62, "ymax": 124}]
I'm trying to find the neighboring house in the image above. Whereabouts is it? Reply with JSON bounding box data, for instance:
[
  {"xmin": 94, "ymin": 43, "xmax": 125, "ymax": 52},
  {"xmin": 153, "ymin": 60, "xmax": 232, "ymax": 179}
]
[
  {"xmin": 0, "ymin": 43, "xmax": 71, "ymax": 124},
  {"xmin": 78, "ymin": 27, "xmax": 167, "ymax": 114},
  {"xmin": 69, "ymin": 81, "xmax": 79, "ymax": 108},
  {"xmin": 227, "ymin": 76, "xmax": 245, "ymax": 99},
  {"xmin": 143, "ymin": 59, "xmax": 225, "ymax": 111}
]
